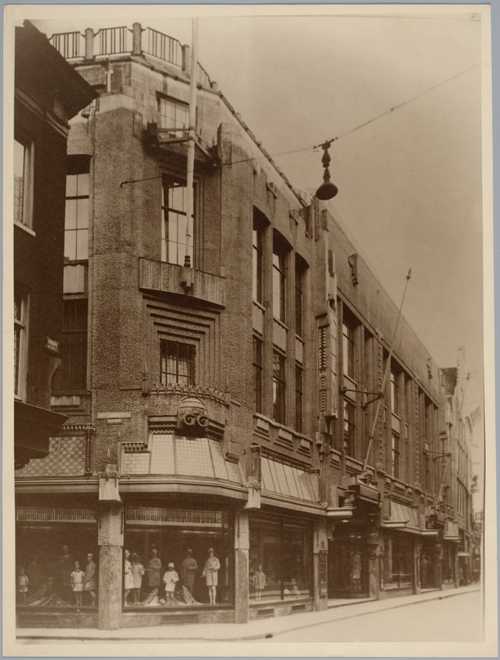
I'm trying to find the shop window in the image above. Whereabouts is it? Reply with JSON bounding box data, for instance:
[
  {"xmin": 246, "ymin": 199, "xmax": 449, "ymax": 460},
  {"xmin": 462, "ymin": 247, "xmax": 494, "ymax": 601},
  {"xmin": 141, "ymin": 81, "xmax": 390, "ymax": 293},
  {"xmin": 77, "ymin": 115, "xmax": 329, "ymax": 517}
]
[
  {"xmin": 329, "ymin": 530, "xmax": 367, "ymax": 597},
  {"xmin": 383, "ymin": 534, "xmax": 413, "ymax": 588},
  {"xmin": 53, "ymin": 299, "xmax": 88, "ymax": 392},
  {"xmin": 161, "ymin": 182, "xmax": 195, "ymax": 267},
  {"xmin": 272, "ymin": 350, "xmax": 286, "ymax": 424},
  {"xmin": 253, "ymin": 335, "xmax": 263, "ymax": 413},
  {"xmin": 272, "ymin": 233, "xmax": 288, "ymax": 322},
  {"xmin": 14, "ymin": 138, "xmax": 34, "ymax": 229},
  {"xmin": 14, "ymin": 288, "xmax": 29, "ymax": 400},
  {"xmin": 295, "ymin": 363, "xmax": 303, "ymax": 432},
  {"xmin": 64, "ymin": 171, "xmax": 89, "ymax": 262},
  {"xmin": 249, "ymin": 515, "xmax": 312, "ymax": 603},
  {"xmin": 16, "ymin": 519, "xmax": 98, "ymax": 610},
  {"xmin": 123, "ymin": 506, "xmax": 233, "ymax": 609},
  {"xmin": 160, "ymin": 340, "xmax": 195, "ymax": 386}
]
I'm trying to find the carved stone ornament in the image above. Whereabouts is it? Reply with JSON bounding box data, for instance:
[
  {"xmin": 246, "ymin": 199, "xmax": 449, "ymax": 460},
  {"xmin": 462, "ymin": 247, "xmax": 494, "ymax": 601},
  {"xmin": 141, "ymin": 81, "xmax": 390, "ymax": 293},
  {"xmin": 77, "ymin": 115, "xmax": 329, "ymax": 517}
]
[
  {"xmin": 176, "ymin": 396, "xmax": 210, "ymax": 435},
  {"xmin": 98, "ymin": 463, "xmax": 121, "ymax": 503}
]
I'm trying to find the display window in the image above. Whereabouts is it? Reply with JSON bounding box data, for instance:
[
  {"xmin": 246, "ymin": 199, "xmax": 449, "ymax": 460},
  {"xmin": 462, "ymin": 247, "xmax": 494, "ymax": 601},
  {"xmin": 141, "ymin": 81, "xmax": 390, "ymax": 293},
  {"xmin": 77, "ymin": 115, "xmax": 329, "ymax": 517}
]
[
  {"xmin": 16, "ymin": 521, "xmax": 98, "ymax": 610},
  {"xmin": 381, "ymin": 532, "xmax": 413, "ymax": 589},
  {"xmin": 249, "ymin": 514, "xmax": 312, "ymax": 603},
  {"xmin": 123, "ymin": 506, "xmax": 233, "ymax": 609},
  {"xmin": 328, "ymin": 529, "xmax": 368, "ymax": 597}
]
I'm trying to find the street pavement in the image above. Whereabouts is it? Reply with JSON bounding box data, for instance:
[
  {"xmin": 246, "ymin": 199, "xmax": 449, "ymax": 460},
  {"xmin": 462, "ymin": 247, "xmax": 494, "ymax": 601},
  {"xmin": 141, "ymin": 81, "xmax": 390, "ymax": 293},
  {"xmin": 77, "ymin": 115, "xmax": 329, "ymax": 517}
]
[
  {"xmin": 274, "ymin": 589, "xmax": 482, "ymax": 642},
  {"xmin": 16, "ymin": 585, "xmax": 480, "ymax": 643}
]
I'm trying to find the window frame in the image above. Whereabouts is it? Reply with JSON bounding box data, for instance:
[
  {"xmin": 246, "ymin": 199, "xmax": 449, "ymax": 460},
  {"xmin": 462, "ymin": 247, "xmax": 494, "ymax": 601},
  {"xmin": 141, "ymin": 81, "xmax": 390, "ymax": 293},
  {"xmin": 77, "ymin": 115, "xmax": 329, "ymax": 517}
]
[
  {"xmin": 53, "ymin": 298, "xmax": 88, "ymax": 392},
  {"xmin": 161, "ymin": 179, "xmax": 196, "ymax": 267},
  {"xmin": 157, "ymin": 95, "xmax": 190, "ymax": 133},
  {"xmin": 295, "ymin": 363, "xmax": 303, "ymax": 432},
  {"xmin": 160, "ymin": 340, "xmax": 196, "ymax": 387},
  {"xmin": 295, "ymin": 256, "xmax": 306, "ymax": 337},
  {"xmin": 14, "ymin": 289, "xmax": 29, "ymax": 400},
  {"xmin": 342, "ymin": 399, "xmax": 355, "ymax": 456},
  {"xmin": 253, "ymin": 335, "xmax": 263, "ymax": 413},
  {"xmin": 272, "ymin": 350, "xmax": 286, "ymax": 424},
  {"xmin": 391, "ymin": 430, "xmax": 400, "ymax": 478},
  {"xmin": 64, "ymin": 171, "xmax": 90, "ymax": 263},
  {"xmin": 14, "ymin": 137, "xmax": 35, "ymax": 231},
  {"xmin": 252, "ymin": 224, "xmax": 264, "ymax": 304},
  {"xmin": 272, "ymin": 234, "xmax": 288, "ymax": 323},
  {"xmin": 341, "ymin": 307, "xmax": 356, "ymax": 379}
]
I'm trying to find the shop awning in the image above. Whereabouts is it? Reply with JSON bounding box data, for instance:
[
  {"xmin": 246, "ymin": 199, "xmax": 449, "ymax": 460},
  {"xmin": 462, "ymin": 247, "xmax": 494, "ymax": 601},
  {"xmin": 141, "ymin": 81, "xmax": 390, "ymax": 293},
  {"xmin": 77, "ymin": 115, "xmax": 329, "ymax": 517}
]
[
  {"xmin": 443, "ymin": 520, "xmax": 460, "ymax": 541},
  {"xmin": 382, "ymin": 501, "xmax": 421, "ymax": 532},
  {"xmin": 261, "ymin": 457, "xmax": 319, "ymax": 504}
]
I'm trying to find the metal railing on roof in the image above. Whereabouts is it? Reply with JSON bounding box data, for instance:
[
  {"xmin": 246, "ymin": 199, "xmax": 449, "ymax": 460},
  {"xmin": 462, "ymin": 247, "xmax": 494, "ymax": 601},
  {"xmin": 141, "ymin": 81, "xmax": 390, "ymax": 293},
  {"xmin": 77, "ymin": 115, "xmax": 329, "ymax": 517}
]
[{"xmin": 143, "ymin": 26, "xmax": 183, "ymax": 67}]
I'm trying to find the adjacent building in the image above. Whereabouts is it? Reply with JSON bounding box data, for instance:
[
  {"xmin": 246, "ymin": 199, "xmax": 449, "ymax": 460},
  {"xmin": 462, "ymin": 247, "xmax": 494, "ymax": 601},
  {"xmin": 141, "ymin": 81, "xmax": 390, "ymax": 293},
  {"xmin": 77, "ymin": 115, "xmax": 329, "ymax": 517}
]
[
  {"xmin": 13, "ymin": 21, "xmax": 95, "ymax": 468},
  {"xmin": 15, "ymin": 23, "xmax": 476, "ymax": 630}
]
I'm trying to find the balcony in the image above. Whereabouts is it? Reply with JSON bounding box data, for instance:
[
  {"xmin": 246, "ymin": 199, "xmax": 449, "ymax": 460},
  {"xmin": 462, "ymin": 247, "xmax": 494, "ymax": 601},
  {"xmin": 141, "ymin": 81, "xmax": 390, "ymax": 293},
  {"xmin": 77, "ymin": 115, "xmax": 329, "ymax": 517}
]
[
  {"xmin": 49, "ymin": 24, "xmax": 217, "ymax": 90},
  {"xmin": 139, "ymin": 258, "xmax": 225, "ymax": 308}
]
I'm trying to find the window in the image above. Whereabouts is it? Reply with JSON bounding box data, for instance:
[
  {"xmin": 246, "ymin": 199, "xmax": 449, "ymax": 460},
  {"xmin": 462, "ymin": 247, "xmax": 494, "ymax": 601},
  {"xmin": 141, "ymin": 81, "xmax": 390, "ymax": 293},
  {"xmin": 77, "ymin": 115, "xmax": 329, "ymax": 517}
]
[
  {"xmin": 53, "ymin": 300, "xmax": 88, "ymax": 391},
  {"xmin": 252, "ymin": 224, "xmax": 263, "ymax": 303},
  {"xmin": 158, "ymin": 96, "xmax": 189, "ymax": 133},
  {"xmin": 383, "ymin": 535, "xmax": 413, "ymax": 588},
  {"xmin": 295, "ymin": 256, "xmax": 306, "ymax": 336},
  {"xmin": 64, "ymin": 172, "xmax": 89, "ymax": 261},
  {"xmin": 249, "ymin": 515, "xmax": 312, "ymax": 602},
  {"xmin": 161, "ymin": 183, "xmax": 194, "ymax": 266},
  {"xmin": 390, "ymin": 366, "xmax": 400, "ymax": 415},
  {"xmin": 14, "ymin": 138, "xmax": 34, "ymax": 228},
  {"xmin": 342, "ymin": 313, "xmax": 355, "ymax": 378},
  {"xmin": 391, "ymin": 431, "xmax": 400, "ymax": 478},
  {"xmin": 14, "ymin": 289, "xmax": 29, "ymax": 399},
  {"xmin": 160, "ymin": 341, "xmax": 195, "ymax": 386},
  {"xmin": 343, "ymin": 400, "xmax": 355, "ymax": 455},
  {"xmin": 272, "ymin": 351, "xmax": 286, "ymax": 423},
  {"xmin": 295, "ymin": 364, "xmax": 303, "ymax": 432},
  {"xmin": 253, "ymin": 336, "xmax": 263, "ymax": 413},
  {"xmin": 272, "ymin": 235, "xmax": 287, "ymax": 322}
]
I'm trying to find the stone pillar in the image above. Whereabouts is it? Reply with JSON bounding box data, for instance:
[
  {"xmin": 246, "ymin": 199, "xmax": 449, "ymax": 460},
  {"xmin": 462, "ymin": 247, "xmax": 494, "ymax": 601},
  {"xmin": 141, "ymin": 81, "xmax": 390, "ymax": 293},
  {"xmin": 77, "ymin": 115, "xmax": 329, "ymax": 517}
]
[
  {"xmin": 97, "ymin": 503, "xmax": 124, "ymax": 630},
  {"xmin": 433, "ymin": 542, "xmax": 443, "ymax": 590},
  {"xmin": 234, "ymin": 510, "xmax": 250, "ymax": 623},
  {"xmin": 413, "ymin": 538, "xmax": 422, "ymax": 594},
  {"xmin": 313, "ymin": 519, "xmax": 329, "ymax": 610},
  {"xmin": 366, "ymin": 525, "xmax": 381, "ymax": 599},
  {"xmin": 84, "ymin": 28, "xmax": 94, "ymax": 60},
  {"xmin": 182, "ymin": 44, "xmax": 191, "ymax": 74},
  {"xmin": 132, "ymin": 23, "xmax": 143, "ymax": 56}
]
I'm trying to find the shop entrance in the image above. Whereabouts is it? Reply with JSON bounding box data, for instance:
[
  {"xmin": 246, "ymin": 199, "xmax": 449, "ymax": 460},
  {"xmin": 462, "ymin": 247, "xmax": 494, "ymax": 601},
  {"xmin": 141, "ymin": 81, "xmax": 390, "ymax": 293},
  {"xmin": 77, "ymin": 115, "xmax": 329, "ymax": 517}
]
[{"xmin": 328, "ymin": 532, "xmax": 368, "ymax": 598}]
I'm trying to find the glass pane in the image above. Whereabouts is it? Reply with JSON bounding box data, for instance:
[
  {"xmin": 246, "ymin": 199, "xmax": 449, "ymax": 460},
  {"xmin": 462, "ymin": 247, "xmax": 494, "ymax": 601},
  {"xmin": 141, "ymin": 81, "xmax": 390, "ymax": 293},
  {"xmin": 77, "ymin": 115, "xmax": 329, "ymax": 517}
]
[
  {"xmin": 14, "ymin": 141, "xmax": 25, "ymax": 225},
  {"xmin": 76, "ymin": 230, "xmax": 88, "ymax": 260},
  {"xmin": 65, "ymin": 199, "xmax": 77, "ymax": 230},
  {"xmin": 282, "ymin": 524, "xmax": 312, "ymax": 599},
  {"xmin": 77, "ymin": 173, "xmax": 90, "ymax": 197},
  {"xmin": 77, "ymin": 198, "xmax": 89, "ymax": 229},
  {"xmin": 66, "ymin": 174, "xmax": 77, "ymax": 197},
  {"xmin": 64, "ymin": 231, "xmax": 76, "ymax": 261},
  {"xmin": 249, "ymin": 519, "xmax": 282, "ymax": 602}
]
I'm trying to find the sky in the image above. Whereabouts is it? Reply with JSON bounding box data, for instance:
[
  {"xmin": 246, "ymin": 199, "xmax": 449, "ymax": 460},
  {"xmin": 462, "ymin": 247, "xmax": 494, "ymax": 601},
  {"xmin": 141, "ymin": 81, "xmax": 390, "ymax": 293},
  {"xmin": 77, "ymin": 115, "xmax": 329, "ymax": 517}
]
[{"xmin": 31, "ymin": 7, "xmax": 487, "ymax": 436}]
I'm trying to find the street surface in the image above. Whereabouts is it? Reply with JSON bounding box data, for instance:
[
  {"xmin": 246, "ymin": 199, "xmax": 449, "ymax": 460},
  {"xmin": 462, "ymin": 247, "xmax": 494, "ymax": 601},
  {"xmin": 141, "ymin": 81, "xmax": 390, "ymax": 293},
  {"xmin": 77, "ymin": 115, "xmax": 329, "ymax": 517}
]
[{"xmin": 274, "ymin": 591, "xmax": 482, "ymax": 642}]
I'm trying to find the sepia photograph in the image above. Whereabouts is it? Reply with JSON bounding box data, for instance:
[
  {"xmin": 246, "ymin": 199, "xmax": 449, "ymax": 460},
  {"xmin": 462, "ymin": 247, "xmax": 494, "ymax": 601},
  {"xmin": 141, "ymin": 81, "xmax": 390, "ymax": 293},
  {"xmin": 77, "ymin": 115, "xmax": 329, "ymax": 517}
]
[{"xmin": 3, "ymin": 3, "xmax": 497, "ymax": 657}]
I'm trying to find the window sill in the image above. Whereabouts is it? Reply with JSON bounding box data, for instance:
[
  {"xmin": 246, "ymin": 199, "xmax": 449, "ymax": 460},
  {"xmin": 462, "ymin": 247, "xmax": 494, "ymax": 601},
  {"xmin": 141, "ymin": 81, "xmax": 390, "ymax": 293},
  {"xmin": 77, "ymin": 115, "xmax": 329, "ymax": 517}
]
[
  {"xmin": 253, "ymin": 300, "xmax": 266, "ymax": 313},
  {"xmin": 273, "ymin": 317, "xmax": 289, "ymax": 331},
  {"xmin": 14, "ymin": 221, "xmax": 36, "ymax": 237}
]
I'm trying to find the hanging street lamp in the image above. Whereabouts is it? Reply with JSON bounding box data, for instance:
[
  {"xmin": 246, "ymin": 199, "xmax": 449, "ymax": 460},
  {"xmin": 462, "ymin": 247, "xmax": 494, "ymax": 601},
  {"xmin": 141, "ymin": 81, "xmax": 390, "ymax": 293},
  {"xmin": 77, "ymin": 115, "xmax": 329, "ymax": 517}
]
[{"xmin": 315, "ymin": 140, "xmax": 338, "ymax": 200}]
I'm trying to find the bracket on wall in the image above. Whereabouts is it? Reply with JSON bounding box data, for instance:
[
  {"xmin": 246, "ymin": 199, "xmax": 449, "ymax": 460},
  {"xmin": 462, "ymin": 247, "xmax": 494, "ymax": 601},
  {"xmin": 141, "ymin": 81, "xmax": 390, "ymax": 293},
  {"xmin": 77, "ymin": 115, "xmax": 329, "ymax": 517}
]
[
  {"xmin": 340, "ymin": 386, "xmax": 383, "ymax": 410},
  {"xmin": 348, "ymin": 253, "xmax": 359, "ymax": 286}
]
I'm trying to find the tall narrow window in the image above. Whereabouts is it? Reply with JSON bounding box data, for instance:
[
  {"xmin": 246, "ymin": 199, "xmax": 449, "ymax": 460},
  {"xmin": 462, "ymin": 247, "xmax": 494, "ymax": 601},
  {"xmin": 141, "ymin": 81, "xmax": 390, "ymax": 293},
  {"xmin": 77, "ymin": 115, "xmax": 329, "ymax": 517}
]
[
  {"xmin": 253, "ymin": 336, "xmax": 263, "ymax": 413},
  {"xmin": 295, "ymin": 364, "xmax": 303, "ymax": 432},
  {"xmin": 342, "ymin": 311, "xmax": 355, "ymax": 378},
  {"xmin": 272, "ymin": 235, "xmax": 287, "ymax": 322},
  {"xmin": 160, "ymin": 341, "xmax": 195, "ymax": 386},
  {"xmin": 65, "ymin": 171, "xmax": 89, "ymax": 261},
  {"xmin": 343, "ymin": 400, "xmax": 355, "ymax": 455},
  {"xmin": 390, "ymin": 366, "xmax": 400, "ymax": 415},
  {"xmin": 272, "ymin": 351, "xmax": 286, "ymax": 423},
  {"xmin": 14, "ymin": 138, "xmax": 34, "ymax": 228},
  {"xmin": 14, "ymin": 289, "xmax": 29, "ymax": 398},
  {"xmin": 252, "ymin": 225, "xmax": 263, "ymax": 303},
  {"xmin": 158, "ymin": 96, "xmax": 189, "ymax": 133},
  {"xmin": 391, "ymin": 431, "xmax": 400, "ymax": 478},
  {"xmin": 295, "ymin": 256, "xmax": 307, "ymax": 337},
  {"xmin": 161, "ymin": 183, "xmax": 194, "ymax": 266},
  {"xmin": 53, "ymin": 299, "xmax": 88, "ymax": 391}
]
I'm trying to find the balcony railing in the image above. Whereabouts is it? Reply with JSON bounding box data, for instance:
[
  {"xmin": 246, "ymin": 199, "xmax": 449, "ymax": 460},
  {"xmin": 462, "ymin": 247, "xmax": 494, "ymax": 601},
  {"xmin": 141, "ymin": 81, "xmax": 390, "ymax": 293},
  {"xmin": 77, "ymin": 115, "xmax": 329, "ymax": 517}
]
[{"xmin": 49, "ymin": 23, "xmax": 216, "ymax": 90}]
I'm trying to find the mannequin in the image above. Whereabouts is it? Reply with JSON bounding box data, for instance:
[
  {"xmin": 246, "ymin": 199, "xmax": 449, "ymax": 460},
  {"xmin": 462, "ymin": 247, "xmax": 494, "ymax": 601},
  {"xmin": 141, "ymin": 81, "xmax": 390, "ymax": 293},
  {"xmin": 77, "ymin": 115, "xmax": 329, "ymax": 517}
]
[{"xmin": 202, "ymin": 547, "xmax": 220, "ymax": 606}]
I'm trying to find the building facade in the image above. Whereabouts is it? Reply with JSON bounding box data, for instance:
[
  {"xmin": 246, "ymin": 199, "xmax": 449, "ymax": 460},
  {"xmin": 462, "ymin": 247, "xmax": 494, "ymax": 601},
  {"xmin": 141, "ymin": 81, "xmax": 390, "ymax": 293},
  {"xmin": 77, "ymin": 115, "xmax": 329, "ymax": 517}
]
[
  {"xmin": 15, "ymin": 23, "xmax": 474, "ymax": 630},
  {"xmin": 13, "ymin": 21, "xmax": 95, "ymax": 469}
]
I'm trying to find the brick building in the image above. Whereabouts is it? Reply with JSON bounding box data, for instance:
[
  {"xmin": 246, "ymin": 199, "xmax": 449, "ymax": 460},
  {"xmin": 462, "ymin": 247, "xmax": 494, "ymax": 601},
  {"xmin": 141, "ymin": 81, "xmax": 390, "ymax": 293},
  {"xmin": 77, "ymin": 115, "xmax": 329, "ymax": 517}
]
[
  {"xmin": 13, "ymin": 21, "xmax": 95, "ymax": 469},
  {"xmin": 15, "ymin": 23, "xmax": 474, "ymax": 629}
]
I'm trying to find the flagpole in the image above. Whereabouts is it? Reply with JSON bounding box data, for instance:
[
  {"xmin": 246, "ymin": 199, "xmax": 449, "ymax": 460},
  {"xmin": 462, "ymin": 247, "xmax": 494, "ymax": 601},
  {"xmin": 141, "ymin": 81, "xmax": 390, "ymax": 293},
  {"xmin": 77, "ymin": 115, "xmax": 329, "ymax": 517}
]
[{"xmin": 184, "ymin": 17, "xmax": 198, "ymax": 268}]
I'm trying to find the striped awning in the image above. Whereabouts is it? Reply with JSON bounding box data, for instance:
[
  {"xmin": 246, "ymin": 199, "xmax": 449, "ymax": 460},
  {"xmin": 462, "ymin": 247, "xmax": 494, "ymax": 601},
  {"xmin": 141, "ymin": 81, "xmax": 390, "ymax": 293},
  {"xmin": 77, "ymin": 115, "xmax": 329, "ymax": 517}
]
[{"xmin": 261, "ymin": 457, "xmax": 319, "ymax": 503}]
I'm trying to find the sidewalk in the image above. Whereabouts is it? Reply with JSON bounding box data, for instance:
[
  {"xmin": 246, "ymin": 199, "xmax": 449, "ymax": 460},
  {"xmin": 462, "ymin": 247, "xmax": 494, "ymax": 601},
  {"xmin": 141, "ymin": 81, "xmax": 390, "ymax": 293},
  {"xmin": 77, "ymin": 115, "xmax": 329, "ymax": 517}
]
[{"xmin": 17, "ymin": 585, "xmax": 479, "ymax": 642}]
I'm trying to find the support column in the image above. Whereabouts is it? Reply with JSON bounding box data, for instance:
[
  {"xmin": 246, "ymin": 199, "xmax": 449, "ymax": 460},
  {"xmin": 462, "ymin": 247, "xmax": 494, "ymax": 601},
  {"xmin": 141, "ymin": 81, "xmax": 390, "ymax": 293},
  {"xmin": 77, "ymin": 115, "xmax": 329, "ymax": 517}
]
[
  {"xmin": 313, "ymin": 519, "xmax": 328, "ymax": 611},
  {"xmin": 433, "ymin": 541, "xmax": 443, "ymax": 590},
  {"xmin": 131, "ymin": 22, "xmax": 143, "ymax": 56},
  {"xmin": 413, "ymin": 538, "xmax": 422, "ymax": 594},
  {"xmin": 366, "ymin": 523, "xmax": 381, "ymax": 599},
  {"xmin": 97, "ymin": 502, "xmax": 124, "ymax": 630},
  {"xmin": 234, "ymin": 510, "xmax": 250, "ymax": 623}
]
